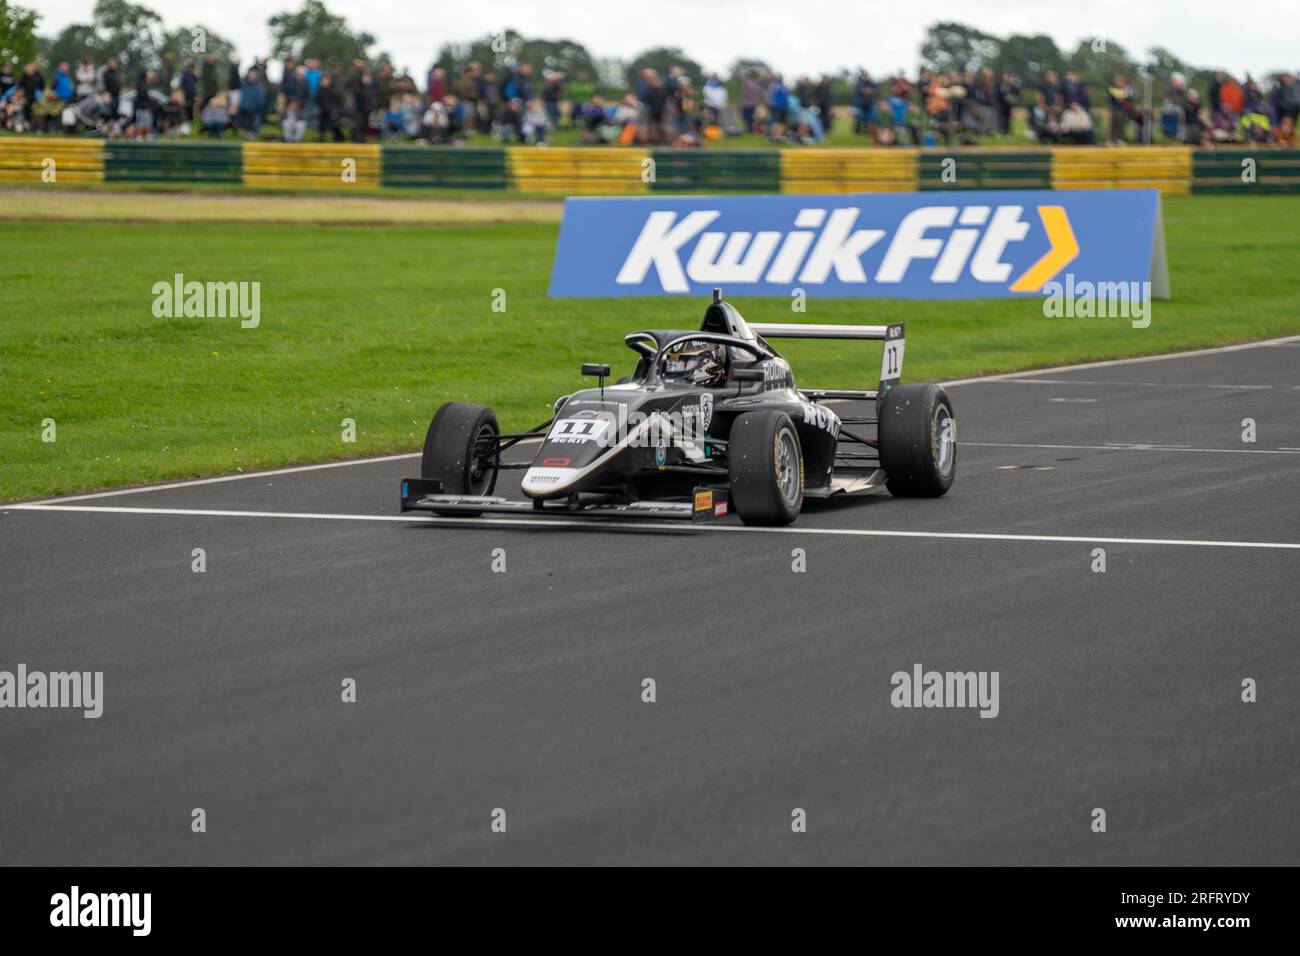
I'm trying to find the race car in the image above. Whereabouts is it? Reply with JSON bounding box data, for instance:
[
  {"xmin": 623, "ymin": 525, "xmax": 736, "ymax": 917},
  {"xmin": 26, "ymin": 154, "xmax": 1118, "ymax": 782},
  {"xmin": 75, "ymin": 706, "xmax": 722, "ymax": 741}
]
[{"xmin": 400, "ymin": 289, "xmax": 955, "ymax": 526}]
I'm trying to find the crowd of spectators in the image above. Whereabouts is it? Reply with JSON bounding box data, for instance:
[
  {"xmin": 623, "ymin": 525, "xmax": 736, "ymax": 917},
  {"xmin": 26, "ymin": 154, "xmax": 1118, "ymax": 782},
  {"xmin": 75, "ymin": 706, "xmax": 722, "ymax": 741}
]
[
  {"xmin": 1, "ymin": 53, "xmax": 211, "ymax": 138},
  {"xmin": 846, "ymin": 66, "xmax": 1299, "ymax": 147},
  {"xmin": 1, "ymin": 50, "xmax": 1297, "ymax": 149},
  {"xmin": 1028, "ymin": 67, "xmax": 1299, "ymax": 146}
]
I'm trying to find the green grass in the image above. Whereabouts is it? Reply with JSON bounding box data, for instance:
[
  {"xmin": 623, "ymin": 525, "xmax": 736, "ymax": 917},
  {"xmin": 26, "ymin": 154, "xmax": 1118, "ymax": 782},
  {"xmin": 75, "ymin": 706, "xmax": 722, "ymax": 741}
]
[{"xmin": 2, "ymin": 194, "xmax": 1298, "ymax": 500}]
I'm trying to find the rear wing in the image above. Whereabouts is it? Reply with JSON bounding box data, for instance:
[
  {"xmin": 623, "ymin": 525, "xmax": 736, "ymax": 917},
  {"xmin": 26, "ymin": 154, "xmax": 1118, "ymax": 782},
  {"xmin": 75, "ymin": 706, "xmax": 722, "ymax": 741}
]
[{"xmin": 748, "ymin": 321, "xmax": 905, "ymax": 400}]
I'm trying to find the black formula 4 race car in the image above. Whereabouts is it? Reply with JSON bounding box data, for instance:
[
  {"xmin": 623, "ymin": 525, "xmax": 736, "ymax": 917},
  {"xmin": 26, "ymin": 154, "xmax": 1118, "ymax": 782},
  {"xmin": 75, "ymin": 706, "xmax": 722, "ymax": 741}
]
[{"xmin": 401, "ymin": 290, "xmax": 955, "ymax": 526}]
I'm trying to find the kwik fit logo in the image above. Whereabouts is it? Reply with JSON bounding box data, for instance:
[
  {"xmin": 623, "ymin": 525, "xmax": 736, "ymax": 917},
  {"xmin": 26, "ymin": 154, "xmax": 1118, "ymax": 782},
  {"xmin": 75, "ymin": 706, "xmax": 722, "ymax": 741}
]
[
  {"xmin": 615, "ymin": 205, "xmax": 1075, "ymax": 293},
  {"xmin": 549, "ymin": 190, "xmax": 1166, "ymax": 300}
]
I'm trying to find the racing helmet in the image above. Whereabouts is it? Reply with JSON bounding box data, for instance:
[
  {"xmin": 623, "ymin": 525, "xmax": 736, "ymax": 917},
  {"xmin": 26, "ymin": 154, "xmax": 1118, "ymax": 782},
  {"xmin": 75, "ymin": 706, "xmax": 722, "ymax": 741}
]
[{"xmin": 660, "ymin": 340, "xmax": 727, "ymax": 387}]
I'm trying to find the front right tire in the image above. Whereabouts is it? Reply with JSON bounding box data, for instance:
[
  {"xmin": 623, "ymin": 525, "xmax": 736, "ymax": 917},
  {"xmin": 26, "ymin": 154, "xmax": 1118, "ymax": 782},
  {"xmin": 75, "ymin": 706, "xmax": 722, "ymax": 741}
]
[
  {"xmin": 421, "ymin": 402, "xmax": 499, "ymax": 515},
  {"xmin": 878, "ymin": 383, "xmax": 956, "ymax": 497}
]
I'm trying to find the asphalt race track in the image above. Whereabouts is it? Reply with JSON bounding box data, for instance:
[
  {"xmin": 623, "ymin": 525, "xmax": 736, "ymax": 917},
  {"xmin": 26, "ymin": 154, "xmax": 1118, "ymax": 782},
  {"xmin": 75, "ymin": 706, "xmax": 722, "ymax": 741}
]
[{"xmin": 3, "ymin": 338, "xmax": 1298, "ymax": 865}]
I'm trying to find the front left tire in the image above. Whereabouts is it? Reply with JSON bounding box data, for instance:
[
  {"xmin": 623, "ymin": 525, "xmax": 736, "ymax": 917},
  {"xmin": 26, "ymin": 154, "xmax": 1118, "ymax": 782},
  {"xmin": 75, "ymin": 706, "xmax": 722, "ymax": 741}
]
[{"xmin": 728, "ymin": 410, "xmax": 804, "ymax": 526}]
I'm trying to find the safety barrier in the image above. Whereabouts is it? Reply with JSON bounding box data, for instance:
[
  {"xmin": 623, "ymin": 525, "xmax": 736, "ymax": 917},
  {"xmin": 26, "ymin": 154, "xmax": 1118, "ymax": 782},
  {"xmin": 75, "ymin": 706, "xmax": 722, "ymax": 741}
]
[
  {"xmin": 242, "ymin": 142, "xmax": 381, "ymax": 189},
  {"xmin": 918, "ymin": 150, "xmax": 1053, "ymax": 191},
  {"xmin": 381, "ymin": 146, "xmax": 508, "ymax": 189},
  {"xmin": 780, "ymin": 149, "xmax": 918, "ymax": 193},
  {"xmin": 1051, "ymin": 146, "xmax": 1192, "ymax": 196},
  {"xmin": 7, "ymin": 138, "xmax": 1292, "ymax": 196},
  {"xmin": 0, "ymin": 138, "xmax": 104, "ymax": 183},
  {"xmin": 1191, "ymin": 148, "xmax": 1300, "ymax": 194},
  {"xmin": 650, "ymin": 150, "xmax": 780, "ymax": 192},
  {"xmin": 506, "ymin": 146, "xmax": 649, "ymax": 194},
  {"xmin": 104, "ymin": 141, "xmax": 241, "ymax": 183}
]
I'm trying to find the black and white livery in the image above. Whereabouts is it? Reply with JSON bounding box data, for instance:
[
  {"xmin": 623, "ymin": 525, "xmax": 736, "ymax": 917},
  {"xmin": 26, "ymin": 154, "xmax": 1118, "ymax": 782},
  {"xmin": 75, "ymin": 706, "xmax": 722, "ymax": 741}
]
[{"xmin": 401, "ymin": 289, "xmax": 956, "ymax": 526}]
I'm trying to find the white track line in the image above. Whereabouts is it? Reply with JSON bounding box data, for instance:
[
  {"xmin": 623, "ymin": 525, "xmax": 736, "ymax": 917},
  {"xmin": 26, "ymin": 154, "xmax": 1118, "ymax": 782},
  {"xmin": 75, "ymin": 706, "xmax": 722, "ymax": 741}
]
[
  {"xmin": 997, "ymin": 379, "xmax": 1275, "ymax": 390},
  {"xmin": 5, "ymin": 503, "xmax": 1300, "ymax": 551},
  {"xmin": 942, "ymin": 334, "xmax": 1300, "ymax": 387},
  {"xmin": 963, "ymin": 441, "xmax": 1300, "ymax": 456},
  {"xmin": 33, "ymin": 437, "xmax": 546, "ymax": 504},
  {"xmin": 41, "ymin": 452, "xmax": 420, "ymax": 504}
]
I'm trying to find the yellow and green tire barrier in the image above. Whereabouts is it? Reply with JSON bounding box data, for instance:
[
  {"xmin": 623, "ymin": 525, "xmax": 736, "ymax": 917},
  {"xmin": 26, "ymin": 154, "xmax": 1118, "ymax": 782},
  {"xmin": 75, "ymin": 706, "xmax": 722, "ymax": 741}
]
[{"xmin": 1, "ymin": 137, "xmax": 1296, "ymax": 195}]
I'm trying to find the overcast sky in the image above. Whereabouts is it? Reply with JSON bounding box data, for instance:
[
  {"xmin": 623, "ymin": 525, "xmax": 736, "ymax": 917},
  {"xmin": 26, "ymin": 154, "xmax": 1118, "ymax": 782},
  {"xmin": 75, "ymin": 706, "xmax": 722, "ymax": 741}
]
[{"xmin": 33, "ymin": 0, "xmax": 1297, "ymax": 78}]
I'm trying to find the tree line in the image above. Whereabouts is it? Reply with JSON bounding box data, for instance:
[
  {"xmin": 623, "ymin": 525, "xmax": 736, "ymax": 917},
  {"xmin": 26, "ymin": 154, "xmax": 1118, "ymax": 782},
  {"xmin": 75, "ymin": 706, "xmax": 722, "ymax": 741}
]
[{"xmin": 1, "ymin": 0, "xmax": 1278, "ymax": 108}]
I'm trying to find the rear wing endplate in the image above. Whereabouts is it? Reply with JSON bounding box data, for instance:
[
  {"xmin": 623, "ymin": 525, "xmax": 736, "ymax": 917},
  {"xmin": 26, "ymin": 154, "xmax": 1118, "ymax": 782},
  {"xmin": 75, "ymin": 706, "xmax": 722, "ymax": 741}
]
[{"xmin": 749, "ymin": 321, "xmax": 906, "ymax": 399}]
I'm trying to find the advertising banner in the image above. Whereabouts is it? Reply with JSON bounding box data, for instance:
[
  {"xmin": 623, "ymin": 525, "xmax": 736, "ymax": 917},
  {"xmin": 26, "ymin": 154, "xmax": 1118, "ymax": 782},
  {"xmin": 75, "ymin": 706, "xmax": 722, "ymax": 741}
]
[{"xmin": 549, "ymin": 189, "xmax": 1168, "ymax": 300}]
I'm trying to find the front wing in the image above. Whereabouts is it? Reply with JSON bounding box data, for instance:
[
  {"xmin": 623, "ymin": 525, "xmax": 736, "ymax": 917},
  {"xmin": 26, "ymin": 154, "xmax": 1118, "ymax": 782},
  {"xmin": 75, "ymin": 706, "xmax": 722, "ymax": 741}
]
[{"xmin": 401, "ymin": 478, "xmax": 732, "ymax": 523}]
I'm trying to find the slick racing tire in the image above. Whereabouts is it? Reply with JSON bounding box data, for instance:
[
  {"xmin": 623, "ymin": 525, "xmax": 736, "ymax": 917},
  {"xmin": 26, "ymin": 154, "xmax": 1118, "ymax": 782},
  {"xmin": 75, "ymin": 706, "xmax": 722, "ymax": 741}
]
[
  {"xmin": 878, "ymin": 383, "xmax": 956, "ymax": 498},
  {"xmin": 728, "ymin": 410, "xmax": 804, "ymax": 526},
  {"xmin": 421, "ymin": 402, "xmax": 499, "ymax": 515}
]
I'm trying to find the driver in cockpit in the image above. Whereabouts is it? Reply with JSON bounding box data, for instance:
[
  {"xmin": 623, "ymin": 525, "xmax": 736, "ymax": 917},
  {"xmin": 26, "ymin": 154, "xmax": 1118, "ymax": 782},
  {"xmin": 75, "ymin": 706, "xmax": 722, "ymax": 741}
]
[{"xmin": 659, "ymin": 341, "xmax": 729, "ymax": 388}]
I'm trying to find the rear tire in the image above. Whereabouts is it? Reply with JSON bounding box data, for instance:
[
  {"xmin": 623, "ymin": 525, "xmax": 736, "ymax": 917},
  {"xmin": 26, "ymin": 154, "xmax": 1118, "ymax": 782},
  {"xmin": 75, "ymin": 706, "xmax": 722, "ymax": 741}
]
[
  {"xmin": 728, "ymin": 410, "xmax": 804, "ymax": 526},
  {"xmin": 421, "ymin": 403, "xmax": 499, "ymax": 514},
  {"xmin": 878, "ymin": 384, "xmax": 955, "ymax": 497}
]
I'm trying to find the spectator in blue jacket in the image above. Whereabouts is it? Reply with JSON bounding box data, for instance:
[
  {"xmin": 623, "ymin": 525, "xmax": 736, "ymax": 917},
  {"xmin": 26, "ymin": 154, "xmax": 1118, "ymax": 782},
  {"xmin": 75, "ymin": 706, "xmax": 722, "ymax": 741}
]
[
  {"xmin": 53, "ymin": 63, "xmax": 74, "ymax": 101},
  {"xmin": 238, "ymin": 68, "xmax": 265, "ymax": 135},
  {"xmin": 305, "ymin": 58, "xmax": 321, "ymax": 99},
  {"xmin": 854, "ymin": 69, "xmax": 877, "ymax": 134},
  {"xmin": 768, "ymin": 73, "xmax": 790, "ymax": 138},
  {"xmin": 502, "ymin": 64, "xmax": 528, "ymax": 102}
]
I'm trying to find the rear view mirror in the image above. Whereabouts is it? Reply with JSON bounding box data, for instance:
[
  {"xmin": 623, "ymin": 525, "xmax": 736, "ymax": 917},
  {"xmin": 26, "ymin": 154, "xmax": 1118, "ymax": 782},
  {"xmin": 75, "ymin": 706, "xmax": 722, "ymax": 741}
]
[
  {"xmin": 732, "ymin": 368, "xmax": 765, "ymax": 382},
  {"xmin": 581, "ymin": 363, "xmax": 611, "ymax": 394}
]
